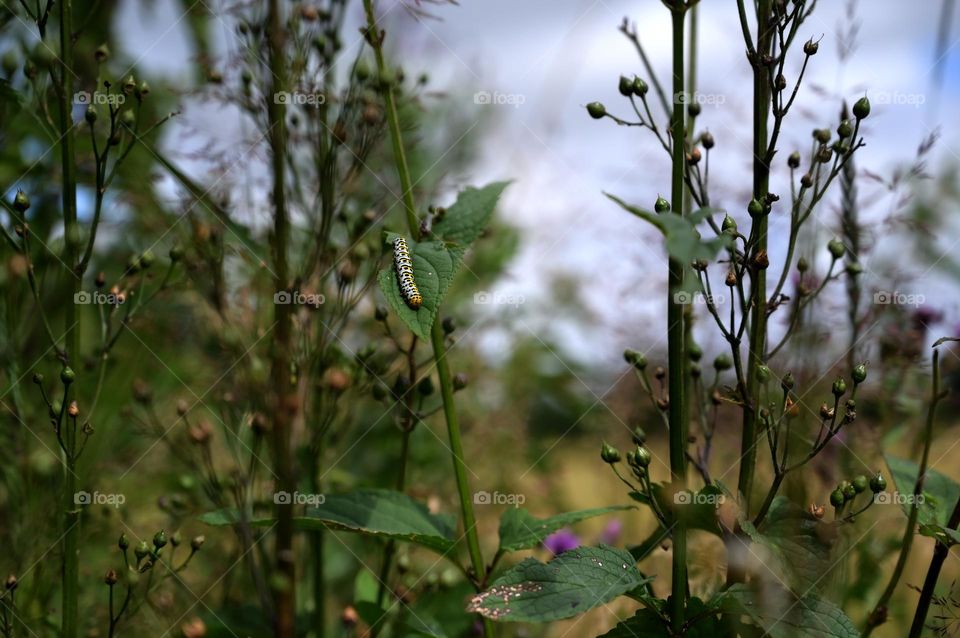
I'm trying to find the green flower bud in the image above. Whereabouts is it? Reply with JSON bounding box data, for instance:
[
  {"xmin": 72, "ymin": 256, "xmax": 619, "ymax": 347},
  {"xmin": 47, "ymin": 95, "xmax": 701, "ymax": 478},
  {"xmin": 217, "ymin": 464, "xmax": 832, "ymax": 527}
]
[
  {"xmin": 841, "ymin": 481, "xmax": 856, "ymax": 501},
  {"xmin": 618, "ymin": 75, "xmax": 633, "ymax": 97},
  {"xmin": 32, "ymin": 372, "xmax": 43, "ymax": 384},
  {"xmin": 852, "ymin": 475, "xmax": 868, "ymax": 494},
  {"xmin": 623, "ymin": 348, "xmax": 647, "ymax": 370},
  {"xmin": 827, "ymin": 238, "xmax": 846, "ymax": 259},
  {"xmin": 721, "ymin": 214, "xmax": 738, "ymax": 234},
  {"xmin": 781, "ymin": 372, "xmax": 795, "ymax": 391},
  {"xmin": 2, "ymin": 51, "xmax": 17, "ymax": 77},
  {"xmin": 832, "ymin": 377, "xmax": 847, "ymax": 397},
  {"xmin": 153, "ymin": 530, "xmax": 167, "ymax": 549},
  {"xmin": 814, "ymin": 128, "xmax": 831, "ymax": 144},
  {"xmin": 169, "ymin": 245, "xmax": 184, "ymax": 262},
  {"xmin": 600, "ymin": 442, "xmax": 621, "ymax": 464},
  {"xmin": 586, "ymin": 102, "xmax": 606, "ymax": 119},
  {"xmin": 355, "ymin": 60, "xmax": 371, "ymax": 81},
  {"xmin": 134, "ymin": 541, "xmax": 150, "ymax": 562},
  {"xmin": 853, "ymin": 96, "xmax": 871, "ymax": 120},
  {"xmin": 13, "ymin": 190, "xmax": 29, "ymax": 213},
  {"xmin": 830, "ymin": 488, "xmax": 845, "ymax": 508},
  {"xmin": 631, "ymin": 426, "xmax": 647, "ymax": 446},
  {"xmin": 870, "ymin": 473, "xmax": 887, "ymax": 493},
  {"xmin": 634, "ymin": 446, "xmax": 652, "ymax": 467},
  {"xmin": 94, "ymin": 43, "xmax": 110, "ymax": 63},
  {"xmin": 688, "ymin": 342, "xmax": 703, "ymax": 362},
  {"xmin": 85, "ymin": 105, "xmax": 98, "ymax": 124},
  {"xmin": 797, "ymin": 257, "xmax": 809, "ymax": 273},
  {"xmin": 846, "ymin": 262, "xmax": 863, "ymax": 276},
  {"xmin": 654, "ymin": 196, "xmax": 670, "ymax": 213},
  {"xmin": 747, "ymin": 198, "xmax": 764, "ymax": 217},
  {"xmin": 60, "ymin": 367, "xmax": 75, "ymax": 385},
  {"xmin": 118, "ymin": 533, "xmax": 129, "ymax": 550},
  {"xmin": 140, "ymin": 250, "xmax": 155, "ymax": 269},
  {"xmin": 757, "ymin": 365, "xmax": 770, "ymax": 383},
  {"xmin": 632, "ymin": 77, "xmax": 648, "ymax": 96},
  {"xmin": 713, "ymin": 354, "xmax": 732, "ymax": 372},
  {"xmin": 852, "ymin": 364, "xmax": 867, "ymax": 385},
  {"xmin": 837, "ymin": 119, "xmax": 853, "ymax": 139},
  {"xmin": 122, "ymin": 74, "xmax": 136, "ymax": 95}
]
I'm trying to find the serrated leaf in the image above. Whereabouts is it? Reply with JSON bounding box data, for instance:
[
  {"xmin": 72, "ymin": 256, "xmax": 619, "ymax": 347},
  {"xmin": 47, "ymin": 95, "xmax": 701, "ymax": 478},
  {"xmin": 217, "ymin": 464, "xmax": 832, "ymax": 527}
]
[
  {"xmin": 738, "ymin": 497, "xmax": 840, "ymax": 593},
  {"xmin": 717, "ymin": 584, "xmax": 859, "ymax": 638},
  {"xmin": 885, "ymin": 454, "xmax": 960, "ymax": 527},
  {"xmin": 467, "ymin": 546, "xmax": 649, "ymax": 622},
  {"xmin": 432, "ymin": 181, "xmax": 511, "ymax": 246},
  {"xmin": 497, "ymin": 505, "xmax": 633, "ymax": 553},
  {"xmin": 199, "ymin": 489, "xmax": 457, "ymax": 554},
  {"xmin": 378, "ymin": 234, "xmax": 465, "ymax": 340}
]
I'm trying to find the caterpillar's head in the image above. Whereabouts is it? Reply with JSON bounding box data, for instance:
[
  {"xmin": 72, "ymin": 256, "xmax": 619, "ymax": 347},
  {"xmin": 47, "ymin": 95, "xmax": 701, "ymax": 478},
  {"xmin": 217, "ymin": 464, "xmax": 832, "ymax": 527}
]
[{"xmin": 407, "ymin": 293, "xmax": 423, "ymax": 310}]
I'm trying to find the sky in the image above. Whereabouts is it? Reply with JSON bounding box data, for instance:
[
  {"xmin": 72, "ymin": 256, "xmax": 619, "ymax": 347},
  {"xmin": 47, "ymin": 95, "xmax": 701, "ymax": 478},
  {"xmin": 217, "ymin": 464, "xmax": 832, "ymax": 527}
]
[{"xmin": 114, "ymin": 0, "xmax": 960, "ymax": 369}]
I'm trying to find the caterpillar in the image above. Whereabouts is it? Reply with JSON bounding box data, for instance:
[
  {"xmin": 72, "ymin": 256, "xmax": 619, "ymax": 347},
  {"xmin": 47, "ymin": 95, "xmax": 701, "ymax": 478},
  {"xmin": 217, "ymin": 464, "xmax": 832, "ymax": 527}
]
[{"xmin": 393, "ymin": 237, "xmax": 422, "ymax": 310}]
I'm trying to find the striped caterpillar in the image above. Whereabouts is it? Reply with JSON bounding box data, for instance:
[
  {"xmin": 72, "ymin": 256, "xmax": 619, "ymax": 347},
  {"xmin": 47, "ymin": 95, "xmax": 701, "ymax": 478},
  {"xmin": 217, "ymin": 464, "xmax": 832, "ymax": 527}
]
[{"xmin": 393, "ymin": 237, "xmax": 422, "ymax": 309}]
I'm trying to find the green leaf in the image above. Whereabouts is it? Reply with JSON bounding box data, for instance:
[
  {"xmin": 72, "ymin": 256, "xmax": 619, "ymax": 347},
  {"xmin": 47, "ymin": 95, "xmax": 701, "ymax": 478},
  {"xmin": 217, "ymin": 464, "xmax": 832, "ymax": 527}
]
[
  {"xmin": 717, "ymin": 584, "xmax": 859, "ymax": 638},
  {"xmin": 919, "ymin": 523, "xmax": 960, "ymax": 546},
  {"xmin": 378, "ymin": 235, "xmax": 465, "ymax": 340},
  {"xmin": 199, "ymin": 489, "xmax": 458, "ymax": 554},
  {"xmin": 606, "ymin": 194, "xmax": 730, "ymax": 263},
  {"xmin": 497, "ymin": 505, "xmax": 633, "ymax": 553},
  {"xmin": 467, "ymin": 545, "xmax": 650, "ymax": 622},
  {"xmin": 432, "ymin": 181, "xmax": 511, "ymax": 246},
  {"xmin": 885, "ymin": 454, "xmax": 960, "ymax": 527},
  {"xmin": 628, "ymin": 484, "xmax": 723, "ymax": 536},
  {"xmin": 738, "ymin": 497, "xmax": 840, "ymax": 593},
  {"xmin": 598, "ymin": 609, "xmax": 670, "ymax": 637}
]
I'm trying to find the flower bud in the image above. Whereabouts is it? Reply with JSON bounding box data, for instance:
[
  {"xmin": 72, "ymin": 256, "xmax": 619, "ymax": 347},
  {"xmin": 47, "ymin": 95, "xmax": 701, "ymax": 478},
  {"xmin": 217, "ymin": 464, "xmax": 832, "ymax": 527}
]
[
  {"xmin": 781, "ymin": 372, "xmax": 795, "ymax": 391},
  {"xmin": 32, "ymin": 372, "xmax": 43, "ymax": 384},
  {"xmin": 618, "ymin": 75, "xmax": 633, "ymax": 97},
  {"xmin": 94, "ymin": 43, "xmax": 110, "ymax": 63},
  {"xmin": 832, "ymin": 377, "xmax": 847, "ymax": 397},
  {"xmin": 623, "ymin": 348, "xmax": 647, "ymax": 370},
  {"xmin": 634, "ymin": 446, "xmax": 652, "ymax": 467},
  {"xmin": 851, "ymin": 363, "xmax": 867, "ymax": 385},
  {"xmin": 787, "ymin": 151, "xmax": 801, "ymax": 168},
  {"xmin": 853, "ymin": 96, "xmax": 871, "ymax": 120},
  {"xmin": 417, "ymin": 376, "xmax": 435, "ymax": 396},
  {"xmin": 809, "ymin": 503, "xmax": 825, "ymax": 519},
  {"xmin": 687, "ymin": 102, "xmax": 701, "ymax": 118},
  {"xmin": 654, "ymin": 366, "xmax": 666, "ymax": 381},
  {"xmin": 190, "ymin": 536, "xmax": 206, "ymax": 552},
  {"xmin": 452, "ymin": 373, "xmax": 468, "ymax": 391},
  {"xmin": 169, "ymin": 245, "xmax": 185, "ymax": 262},
  {"xmin": 800, "ymin": 173, "xmax": 813, "ymax": 188},
  {"xmin": 122, "ymin": 74, "xmax": 136, "ymax": 95},
  {"xmin": 701, "ymin": 131, "xmax": 715, "ymax": 149},
  {"xmin": 814, "ymin": 128, "xmax": 831, "ymax": 144},
  {"xmin": 5, "ymin": 575, "xmax": 17, "ymax": 591},
  {"xmin": 13, "ymin": 190, "xmax": 29, "ymax": 213},
  {"xmin": 586, "ymin": 102, "xmax": 606, "ymax": 119},
  {"xmin": 68, "ymin": 401, "xmax": 79, "ymax": 417},
  {"xmin": 797, "ymin": 257, "xmax": 809, "ymax": 273},
  {"xmin": 61, "ymin": 367, "xmax": 75, "ymax": 385},
  {"xmin": 837, "ymin": 119, "xmax": 853, "ymax": 139},
  {"xmin": 852, "ymin": 475, "xmax": 868, "ymax": 494},
  {"xmin": 631, "ymin": 77, "xmax": 648, "ymax": 96},
  {"xmin": 713, "ymin": 354, "xmax": 732, "ymax": 372},
  {"xmin": 119, "ymin": 533, "xmax": 130, "ymax": 550},
  {"xmin": 654, "ymin": 196, "xmax": 670, "ymax": 213},
  {"xmin": 153, "ymin": 530, "xmax": 168, "ymax": 550},
  {"xmin": 374, "ymin": 305, "xmax": 389, "ymax": 322},
  {"xmin": 756, "ymin": 365, "xmax": 770, "ymax": 383},
  {"xmin": 725, "ymin": 269, "xmax": 738, "ymax": 287},
  {"xmin": 829, "ymin": 489, "xmax": 845, "ymax": 508},
  {"xmin": 631, "ymin": 426, "xmax": 646, "ymax": 446},
  {"xmin": 105, "ymin": 569, "xmax": 118, "ymax": 586},
  {"xmin": 841, "ymin": 481, "xmax": 856, "ymax": 501},
  {"xmin": 803, "ymin": 39, "xmax": 819, "ymax": 55},
  {"xmin": 747, "ymin": 198, "xmax": 763, "ymax": 217},
  {"xmin": 870, "ymin": 473, "xmax": 887, "ymax": 493},
  {"xmin": 134, "ymin": 541, "xmax": 150, "ymax": 562},
  {"xmin": 442, "ymin": 316, "xmax": 456, "ymax": 334},
  {"xmin": 720, "ymin": 214, "xmax": 737, "ymax": 235},
  {"xmin": 600, "ymin": 443, "xmax": 621, "ymax": 464},
  {"xmin": 827, "ymin": 238, "xmax": 846, "ymax": 259}
]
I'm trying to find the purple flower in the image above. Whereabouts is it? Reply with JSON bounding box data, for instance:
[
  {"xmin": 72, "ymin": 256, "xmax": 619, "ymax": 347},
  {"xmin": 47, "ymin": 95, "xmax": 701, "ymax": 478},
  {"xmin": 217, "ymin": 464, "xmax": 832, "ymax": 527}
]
[
  {"xmin": 598, "ymin": 519, "xmax": 622, "ymax": 546},
  {"xmin": 543, "ymin": 528, "xmax": 580, "ymax": 555}
]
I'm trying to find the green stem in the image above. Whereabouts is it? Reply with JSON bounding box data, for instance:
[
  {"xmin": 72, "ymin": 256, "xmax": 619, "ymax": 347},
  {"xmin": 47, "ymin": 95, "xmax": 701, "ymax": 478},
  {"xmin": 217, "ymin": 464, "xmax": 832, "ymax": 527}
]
[
  {"xmin": 909, "ymin": 492, "xmax": 960, "ymax": 637},
  {"xmin": 57, "ymin": 0, "xmax": 80, "ymax": 635},
  {"xmin": 668, "ymin": 4, "xmax": 688, "ymax": 632},
  {"xmin": 865, "ymin": 348, "xmax": 945, "ymax": 636},
  {"xmin": 362, "ymin": 2, "xmax": 489, "ymax": 635},
  {"xmin": 267, "ymin": 1, "xmax": 296, "ymax": 636},
  {"xmin": 736, "ymin": 0, "xmax": 773, "ymax": 521}
]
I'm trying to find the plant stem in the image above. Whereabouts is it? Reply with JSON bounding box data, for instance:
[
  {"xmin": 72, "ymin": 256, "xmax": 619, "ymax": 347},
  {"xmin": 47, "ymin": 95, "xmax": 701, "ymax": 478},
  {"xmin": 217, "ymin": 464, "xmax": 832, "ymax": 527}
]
[
  {"xmin": 362, "ymin": 3, "xmax": 490, "ymax": 635},
  {"xmin": 865, "ymin": 348, "xmax": 945, "ymax": 636},
  {"xmin": 57, "ymin": 0, "xmax": 80, "ymax": 635},
  {"xmin": 737, "ymin": 0, "xmax": 773, "ymax": 521},
  {"xmin": 909, "ymin": 493, "xmax": 960, "ymax": 637},
  {"xmin": 668, "ymin": 4, "xmax": 688, "ymax": 632},
  {"xmin": 266, "ymin": 1, "xmax": 296, "ymax": 636}
]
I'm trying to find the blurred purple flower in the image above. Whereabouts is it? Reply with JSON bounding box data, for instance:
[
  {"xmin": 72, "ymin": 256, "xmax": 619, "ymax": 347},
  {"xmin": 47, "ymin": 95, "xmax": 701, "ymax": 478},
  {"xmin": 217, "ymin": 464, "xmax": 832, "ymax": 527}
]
[
  {"xmin": 598, "ymin": 519, "xmax": 622, "ymax": 545},
  {"xmin": 543, "ymin": 528, "xmax": 580, "ymax": 555}
]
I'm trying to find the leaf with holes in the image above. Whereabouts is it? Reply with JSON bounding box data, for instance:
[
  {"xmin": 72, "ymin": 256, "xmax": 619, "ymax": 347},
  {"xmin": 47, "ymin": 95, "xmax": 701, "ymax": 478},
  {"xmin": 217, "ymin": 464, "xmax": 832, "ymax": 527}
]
[
  {"xmin": 467, "ymin": 545, "xmax": 649, "ymax": 622},
  {"xmin": 497, "ymin": 505, "xmax": 633, "ymax": 553}
]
